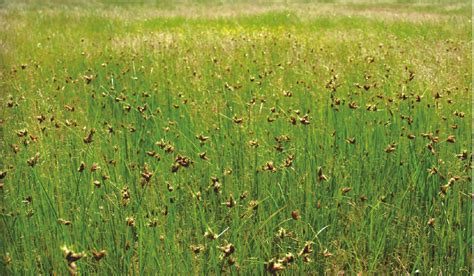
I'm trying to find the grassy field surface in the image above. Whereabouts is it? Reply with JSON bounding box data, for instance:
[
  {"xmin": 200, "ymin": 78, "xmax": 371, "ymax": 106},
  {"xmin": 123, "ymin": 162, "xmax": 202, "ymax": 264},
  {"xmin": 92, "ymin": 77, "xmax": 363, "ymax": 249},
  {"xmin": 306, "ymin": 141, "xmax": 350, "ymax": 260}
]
[{"xmin": 0, "ymin": 0, "xmax": 472, "ymax": 274}]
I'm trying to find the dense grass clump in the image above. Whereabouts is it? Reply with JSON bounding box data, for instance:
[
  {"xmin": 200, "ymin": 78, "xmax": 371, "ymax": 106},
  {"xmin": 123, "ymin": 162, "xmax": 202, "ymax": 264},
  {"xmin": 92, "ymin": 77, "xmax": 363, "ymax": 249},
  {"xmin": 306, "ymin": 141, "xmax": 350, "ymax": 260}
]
[{"xmin": 0, "ymin": 0, "xmax": 472, "ymax": 274}]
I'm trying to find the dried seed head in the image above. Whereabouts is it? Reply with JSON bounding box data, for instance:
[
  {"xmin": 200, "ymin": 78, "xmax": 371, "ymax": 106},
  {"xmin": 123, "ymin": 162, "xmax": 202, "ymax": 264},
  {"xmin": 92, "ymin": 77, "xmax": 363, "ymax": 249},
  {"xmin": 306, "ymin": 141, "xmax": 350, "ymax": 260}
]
[
  {"xmin": 348, "ymin": 101, "xmax": 359, "ymax": 109},
  {"xmin": 430, "ymin": 136, "xmax": 440, "ymax": 143},
  {"xmin": 126, "ymin": 216, "xmax": 136, "ymax": 227},
  {"xmin": 264, "ymin": 161, "xmax": 277, "ymax": 172},
  {"xmin": 58, "ymin": 218, "xmax": 72, "ymax": 226},
  {"xmin": 318, "ymin": 167, "xmax": 328, "ymax": 182},
  {"xmin": 446, "ymin": 135, "xmax": 456, "ymax": 143},
  {"xmin": 29, "ymin": 134, "xmax": 38, "ymax": 142},
  {"xmin": 83, "ymin": 74, "xmax": 93, "ymax": 84},
  {"xmin": 121, "ymin": 186, "xmax": 131, "ymax": 206},
  {"xmin": 3, "ymin": 253, "xmax": 11, "ymax": 265},
  {"xmin": 61, "ymin": 246, "xmax": 85, "ymax": 264},
  {"xmin": 456, "ymin": 150, "xmax": 468, "ymax": 160},
  {"xmin": 426, "ymin": 143, "xmax": 436, "ymax": 154},
  {"xmin": 147, "ymin": 218, "xmax": 158, "ymax": 227},
  {"xmin": 90, "ymin": 163, "xmax": 100, "ymax": 172},
  {"xmin": 224, "ymin": 168, "xmax": 233, "ymax": 175},
  {"xmin": 171, "ymin": 163, "xmax": 180, "ymax": 173},
  {"xmin": 167, "ymin": 182, "xmax": 174, "ymax": 192},
  {"xmin": 276, "ymin": 227, "xmax": 289, "ymax": 239},
  {"xmin": 341, "ymin": 187, "xmax": 352, "ymax": 194},
  {"xmin": 226, "ymin": 194, "xmax": 236, "ymax": 208},
  {"xmin": 289, "ymin": 116, "xmax": 297, "ymax": 125},
  {"xmin": 190, "ymin": 244, "xmax": 204, "ymax": 254},
  {"xmin": 299, "ymin": 241, "xmax": 313, "ymax": 256},
  {"xmin": 427, "ymin": 166, "xmax": 438, "ymax": 175},
  {"xmin": 239, "ymin": 191, "xmax": 249, "ymax": 200},
  {"xmin": 209, "ymin": 177, "xmax": 221, "ymax": 193},
  {"xmin": 27, "ymin": 153, "xmax": 40, "ymax": 167},
  {"xmin": 232, "ymin": 116, "xmax": 243, "ymax": 124},
  {"xmin": 204, "ymin": 228, "xmax": 217, "ymax": 240},
  {"xmin": 141, "ymin": 163, "xmax": 153, "ymax": 183},
  {"xmin": 249, "ymin": 200, "xmax": 259, "ymax": 210},
  {"xmin": 196, "ymin": 134, "xmax": 209, "ymax": 144},
  {"xmin": 17, "ymin": 129, "xmax": 28, "ymax": 137},
  {"xmin": 439, "ymin": 184, "xmax": 450, "ymax": 196},
  {"xmin": 281, "ymin": 252, "xmax": 295, "ymax": 264},
  {"xmin": 291, "ymin": 210, "xmax": 300, "ymax": 220},
  {"xmin": 78, "ymin": 162, "xmax": 86, "ymax": 173},
  {"xmin": 345, "ymin": 137, "xmax": 356, "ymax": 144},
  {"xmin": 64, "ymin": 105, "xmax": 75, "ymax": 112},
  {"xmin": 93, "ymin": 180, "xmax": 101, "ymax": 188},
  {"xmin": 248, "ymin": 139, "xmax": 259, "ymax": 148},
  {"xmin": 219, "ymin": 242, "xmax": 235, "ymax": 257},
  {"xmin": 92, "ymin": 250, "xmax": 106, "ymax": 261},
  {"xmin": 199, "ymin": 152, "xmax": 209, "ymax": 160},
  {"xmin": 322, "ymin": 249, "xmax": 333, "ymax": 258},
  {"xmin": 193, "ymin": 191, "xmax": 202, "ymax": 201},
  {"xmin": 175, "ymin": 155, "xmax": 192, "ymax": 167},
  {"xmin": 227, "ymin": 256, "xmax": 236, "ymax": 266},
  {"xmin": 11, "ymin": 144, "xmax": 20, "ymax": 154},
  {"xmin": 146, "ymin": 150, "xmax": 160, "ymax": 158},
  {"xmin": 283, "ymin": 154, "xmax": 294, "ymax": 168},
  {"xmin": 384, "ymin": 143, "xmax": 397, "ymax": 153},
  {"xmin": 299, "ymin": 114, "xmax": 310, "ymax": 125},
  {"xmin": 83, "ymin": 129, "xmax": 95, "ymax": 144},
  {"xmin": 22, "ymin": 196, "xmax": 32, "ymax": 204},
  {"xmin": 266, "ymin": 259, "xmax": 285, "ymax": 273}
]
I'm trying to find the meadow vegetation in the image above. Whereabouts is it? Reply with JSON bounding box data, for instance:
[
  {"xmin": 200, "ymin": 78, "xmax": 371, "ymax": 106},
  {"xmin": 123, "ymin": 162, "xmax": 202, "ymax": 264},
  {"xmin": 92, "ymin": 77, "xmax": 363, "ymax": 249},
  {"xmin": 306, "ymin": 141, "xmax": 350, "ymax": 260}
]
[{"xmin": 0, "ymin": 0, "xmax": 472, "ymax": 274}]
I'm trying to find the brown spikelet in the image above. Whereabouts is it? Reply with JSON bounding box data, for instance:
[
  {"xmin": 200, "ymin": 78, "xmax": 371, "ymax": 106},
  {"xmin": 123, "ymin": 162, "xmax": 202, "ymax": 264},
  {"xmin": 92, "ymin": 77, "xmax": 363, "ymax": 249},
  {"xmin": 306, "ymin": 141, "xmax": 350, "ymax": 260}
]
[
  {"xmin": 299, "ymin": 114, "xmax": 310, "ymax": 125},
  {"xmin": 318, "ymin": 167, "xmax": 328, "ymax": 182},
  {"xmin": 92, "ymin": 250, "xmax": 106, "ymax": 261},
  {"xmin": 61, "ymin": 245, "xmax": 85, "ymax": 274},
  {"xmin": 341, "ymin": 187, "xmax": 352, "ymax": 194},
  {"xmin": 233, "ymin": 116, "xmax": 243, "ymax": 124},
  {"xmin": 446, "ymin": 135, "xmax": 456, "ymax": 143},
  {"xmin": 199, "ymin": 152, "xmax": 209, "ymax": 160},
  {"xmin": 225, "ymin": 194, "xmax": 236, "ymax": 208},
  {"xmin": 90, "ymin": 163, "xmax": 100, "ymax": 172},
  {"xmin": 384, "ymin": 143, "xmax": 397, "ymax": 153},
  {"xmin": 190, "ymin": 244, "xmax": 204, "ymax": 254},
  {"xmin": 345, "ymin": 137, "xmax": 356, "ymax": 144},
  {"xmin": 83, "ymin": 129, "xmax": 95, "ymax": 144},
  {"xmin": 78, "ymin": 162, "xmax": 86, "ymax": 173},
  {"xmin": 27, "ymin": 153, "xmax": 40, "ymax": 167},
  {"xmin": 264, "ymin": 161, "xmax": 277, "ymax": 172},
  {"xmin": 298, "ymin": 241, "xmax": 313, "ymax": 256},
  {"xmin": 266, "ymin": 259, "xmax": 285, "ymax": 273},
  {"xmin": 57, "ymin": 218, "xmax": 72, "ymax": 225},
  {"xmin": 219, "ymin": 242, "xmax": 235, "ymax": 258},
  {"xmin": 291, "ymin": 210, "xmax": 300, "ymax": 220}
]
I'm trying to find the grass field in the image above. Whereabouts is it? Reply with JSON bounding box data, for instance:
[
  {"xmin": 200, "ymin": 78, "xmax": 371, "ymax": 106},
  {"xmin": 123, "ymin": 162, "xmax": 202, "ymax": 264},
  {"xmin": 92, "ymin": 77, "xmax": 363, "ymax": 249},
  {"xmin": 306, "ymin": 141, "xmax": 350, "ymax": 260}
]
[{"xmin": 0, "ymin": 0, "xmax": 472, "ymax": 274}]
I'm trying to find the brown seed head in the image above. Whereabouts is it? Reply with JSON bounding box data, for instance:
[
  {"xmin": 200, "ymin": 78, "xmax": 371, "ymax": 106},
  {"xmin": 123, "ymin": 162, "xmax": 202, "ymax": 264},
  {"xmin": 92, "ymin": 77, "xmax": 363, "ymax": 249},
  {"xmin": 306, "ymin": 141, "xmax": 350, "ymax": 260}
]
[
  {"xmin": 291, "ymin": 210, "xmax": 300, "ymax": 220},
  {"xmin": 92, "ymin": 250, "xmax": 106, "ymax": 261}
]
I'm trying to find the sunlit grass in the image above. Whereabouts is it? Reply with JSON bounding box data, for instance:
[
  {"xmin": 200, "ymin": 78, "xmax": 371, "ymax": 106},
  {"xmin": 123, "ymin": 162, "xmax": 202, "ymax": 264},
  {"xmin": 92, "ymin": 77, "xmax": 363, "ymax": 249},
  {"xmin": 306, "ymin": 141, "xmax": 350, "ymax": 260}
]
[{"xmin": 0, "ymin": 1, "xmax": 472, "ymax": 274}]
